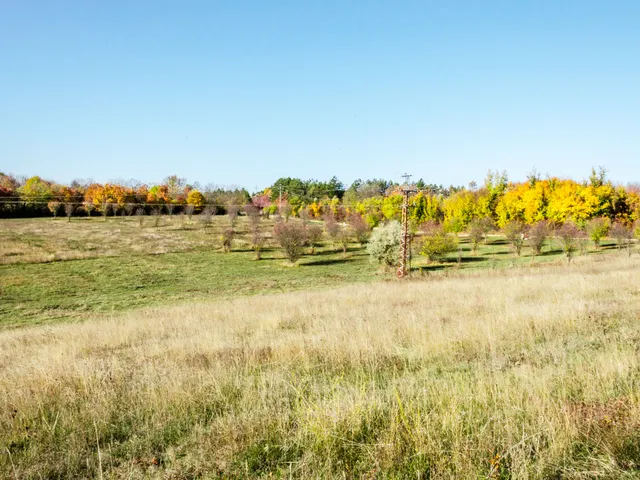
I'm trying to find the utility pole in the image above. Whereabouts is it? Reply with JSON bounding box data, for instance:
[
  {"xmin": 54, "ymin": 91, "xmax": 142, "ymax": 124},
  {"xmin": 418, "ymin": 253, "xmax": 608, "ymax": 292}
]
[
  {"xmin": 278, "ymin": 185, "xmax": 283, "ymax": 215},
  {"xmin": 397, "ymin": 173, "xmax": 416, "ymax": 279}
]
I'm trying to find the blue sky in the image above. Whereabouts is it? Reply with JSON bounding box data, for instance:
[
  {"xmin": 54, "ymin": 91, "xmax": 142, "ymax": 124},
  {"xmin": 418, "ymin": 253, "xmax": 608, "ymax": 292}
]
[{"xmin": 1, "ymin": 1, "xmax": 639, "ymax": 191}]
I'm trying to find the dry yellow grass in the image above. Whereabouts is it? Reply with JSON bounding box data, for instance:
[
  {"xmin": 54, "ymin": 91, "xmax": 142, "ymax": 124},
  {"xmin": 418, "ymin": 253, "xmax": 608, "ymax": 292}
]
[{"xmin": 2, "ymin": 256, "xmax": 640, "ymax": 478}]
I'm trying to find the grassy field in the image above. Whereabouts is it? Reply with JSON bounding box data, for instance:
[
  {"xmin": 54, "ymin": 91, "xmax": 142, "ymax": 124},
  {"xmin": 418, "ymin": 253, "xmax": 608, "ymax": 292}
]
[
  {"xmin": 2, "ymin": 255, "xmax": 640, "ymax": 478},
  {"xmin": 0, "ymin": 216, "xmax": 631, "ymax": 329},
  {"xmin": 1, "ymin": 216, "xmax": 639, "ymax": 478}
]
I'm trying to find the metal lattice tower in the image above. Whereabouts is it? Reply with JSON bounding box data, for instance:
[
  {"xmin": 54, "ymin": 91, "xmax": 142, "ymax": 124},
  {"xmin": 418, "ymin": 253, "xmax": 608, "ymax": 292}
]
[{"xmin": 397, "ymin": 174, "xmax": 415, "ymax": 278}]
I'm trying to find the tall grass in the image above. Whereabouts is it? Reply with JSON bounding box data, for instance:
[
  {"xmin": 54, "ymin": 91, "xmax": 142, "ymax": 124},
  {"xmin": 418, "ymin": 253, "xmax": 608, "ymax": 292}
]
[{"xmin": 2, "ymin": 257, "xmax": 640, "ymax": 478}]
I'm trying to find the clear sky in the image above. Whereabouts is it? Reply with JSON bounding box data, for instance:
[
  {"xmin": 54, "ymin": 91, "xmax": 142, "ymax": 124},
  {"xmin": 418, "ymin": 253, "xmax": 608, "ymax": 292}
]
[{"xmin": 1, "ymin": 1, "xmax": 639, "ymax": 191}]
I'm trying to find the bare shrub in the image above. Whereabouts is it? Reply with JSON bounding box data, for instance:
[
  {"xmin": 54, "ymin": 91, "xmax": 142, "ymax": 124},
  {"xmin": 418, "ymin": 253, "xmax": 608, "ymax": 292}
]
[
  {"xmin": 152, "ymin": 206, "xmax": 162, "ymax": 227},
  {"xmin": 136, "ymin": 207, "xmax": 145, "ymax": 226},
  {"xmin": 299, "ymin": 208, "xmax": 310, "ymax": 226},
  {"xmin": 611, "ymin": 221, "xmax": 633, "ymax": 256},
  {"xmin": 336, "ymin": 227, "xmax": 351, "ymax": 255},
  {"xmin": 245, "ymin": 205, "xmax": 265, "ymax": 259},
  {"xmin": 227, "ymin": 204, "xmax": 239, "ymax": 227},
  {"xmin": 528, "ymin": 220, "xmax": 550, "ymax": 256},
  {"xmin": 166, "ymin": 203, "xmax": 175, "ymax": 217},
  {"xmin": 251, "ymin": 228, "xmax": 266, "ymax": 260},
  {"xmin": 586, "ymin": 217, "xmax": 610, "ymax": 249},
  {"xmin": 273, "ymin": 222, "xmax": 306, "ymax": 263},
  {"xmin": 467, "ymin": 218, "xmax": 490, "ymax": 253},
  {"xmin": 557, "ymin": 221, "xmax": 581, "ymax": 263},
  {"xmin": 124, "ymin": 203, "xmax": 135, "ymax": 216},
  {"xmin": 502, "ymin": 220, "xmax": 527, "ymax": 256},
  {"xmin": 348, "ymin": 214, "xmax": 371, "ymax": 245},
  {"xmin": 83, "ymin": 201, "xmax": 94, "ymax": 217},
  {"xmin": 109, "ymin": 203, "xmax": 118, "ymax": 217},
  {"xmin": 305, "ymin": 225, "xmax": 324, "ymax": 254},
  {"xmin": 244, "ymin": 204, "xmax": 261, "ymax": 230},
  {"xmin": 281, "ymin": 202, "xmax": 292, "ymax": 222},
  {"xmin": 221, "ymin": 228, "xmax": 234, "ymax": 253},
  {"xmin": 323, "ymin": 213, "xmax": 340, "ymax": 248},
  {"xmin": 200, "ymin": 206, "xmax": 214, "ymax": 231},
  {"xmin": 185, "ymin": 204, "xmax": 195, "ymax": 221},
  {"xmin": 64, "ymin": 203, "xmax": 74, "ymax": 222}
]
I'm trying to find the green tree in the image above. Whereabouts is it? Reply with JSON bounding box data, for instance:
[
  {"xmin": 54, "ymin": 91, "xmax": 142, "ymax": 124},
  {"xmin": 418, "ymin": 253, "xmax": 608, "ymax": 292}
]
[
  {"xmin": 419, "ymin": 222, "xmax": 458, "ymax": 262},
  {"xmin": 586, "ymin": 217, "xmax": 610, "ymax": 249},
  {"xmin": 18, "ymin": 176, "xmax": 54, "ymax": 204}
]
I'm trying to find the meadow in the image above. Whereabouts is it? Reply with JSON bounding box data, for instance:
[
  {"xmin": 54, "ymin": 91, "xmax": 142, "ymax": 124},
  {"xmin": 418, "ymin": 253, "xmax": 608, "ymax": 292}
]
[
  {"xmin": 0, "ymin": 215, "xmax": 621, "ymax": 329},
  {"xmin": 1, "ymin": 216, "xmax": 639, "ymax": 478}
]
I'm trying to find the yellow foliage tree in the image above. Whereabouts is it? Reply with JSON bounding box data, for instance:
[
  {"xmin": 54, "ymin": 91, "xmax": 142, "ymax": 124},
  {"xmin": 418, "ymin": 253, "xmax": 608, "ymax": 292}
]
[{"xmin": 187, "ymin": 189, "xmax": 205, "ymax": 211}]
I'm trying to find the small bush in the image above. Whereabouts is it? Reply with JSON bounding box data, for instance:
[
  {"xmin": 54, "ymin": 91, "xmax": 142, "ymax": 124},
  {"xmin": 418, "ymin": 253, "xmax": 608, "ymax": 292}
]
[
  {"xmin": 124, "ymin": 203, "xmax": 135, "ymax": 216},
  {"xmin": 185, "ymin": 204, "xmax": 195, "ymax": 221},
  {"xmin": 502, "ymin": 220, "xmax": 527, "ymax": 256},
  {"xmin": 336, "ymin": 227, "xmax": 351, "ymax": 255},
  {"xmin": 227, "ymin": 204, "xmax": 239, "ymax": 227},
  {"xmin": 273, "ymin": 222, "xmax": 306, "ymax": 263},
  {"xmin": 83, "ymin": 201, "xmax": 94, "ymax": 217},
  {"xmin": 151, "ymin": 206, "xmax": 162, "ymax": 227},
  {"xmin": 611, "ymin": 222, "xmax": 633, "ymax": 256},
  {"xmin": 419, "ymin": 222, "xmax": 458, "ymax": 263},
  {"xmin": 586, "ymin": 217, "xmax": 610, "ymax": 249},
  {"xmin": 48, "ymin": 201, "xmax": 60, "ymax": 218},
  {"xmin": 366, "ymin": 221, "xmax": 401, "ymax": 269},
  {"xmin": 200, "ymin": 206, "xmax": 215, "ymax": 231},
  {"xmin": 348, "ymin": 214, "xmax": 371, "ymax": 245},
  {"xmin": 221, "ymin": 228, "xmax": 235, "ymax": 253},
  {"xmin": 136, "ymin": 207, "xmax": 145, "ymax": 226},
  {"xmin": 64, "ymin": 203, "xmax": 74, "ymax": 222},
  {"xmin": 324, "ymin": 213, "xmax": 340, "ymax": 247},
  {"xmin": 467, "ymin": 218, "xmax": 492, "ymax": 253},
  {"xmin": 528, "ymin": 220, "xmax": 550, "ymax": 256},
  {"xmin": 251, "ymin": 229, "xmax": 266, "ymax": 260},
  {"xmin": 305, "ymin": 225, "xmax": 324, "ymax": 254},
  {"xmin": 557, "ymin": 221, "xmax": 581, "ymax": 263}
]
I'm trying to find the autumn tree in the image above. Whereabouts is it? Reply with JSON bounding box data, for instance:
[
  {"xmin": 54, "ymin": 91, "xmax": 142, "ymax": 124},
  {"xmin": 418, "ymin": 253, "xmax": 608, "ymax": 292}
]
[
  {"xmin": 19, "ymin": 176, "xmax": 54, "ymax": 204},
  {"xmin": 186, "ymin": 190, "xmax": 205, "ymax": 212},
  {"xmin": 47, "ymin": 201, "xmax": 61, "ymax": 218}
]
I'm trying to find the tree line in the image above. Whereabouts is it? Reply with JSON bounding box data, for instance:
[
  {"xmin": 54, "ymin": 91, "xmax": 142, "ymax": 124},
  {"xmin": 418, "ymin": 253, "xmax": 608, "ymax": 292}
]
[{"xmin": 1, "ymin": 168, "xmax": 639, "ymax": 229}]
